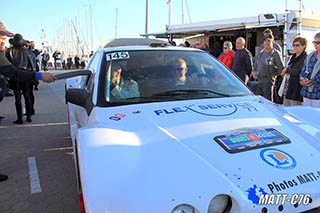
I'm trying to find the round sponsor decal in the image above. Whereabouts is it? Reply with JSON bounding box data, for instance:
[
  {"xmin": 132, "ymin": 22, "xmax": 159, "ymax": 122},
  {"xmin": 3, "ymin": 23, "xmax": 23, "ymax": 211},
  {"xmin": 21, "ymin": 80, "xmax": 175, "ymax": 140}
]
[{"xmin": 260, "ymin": 148, "xmax": 296, "ymax": 170}]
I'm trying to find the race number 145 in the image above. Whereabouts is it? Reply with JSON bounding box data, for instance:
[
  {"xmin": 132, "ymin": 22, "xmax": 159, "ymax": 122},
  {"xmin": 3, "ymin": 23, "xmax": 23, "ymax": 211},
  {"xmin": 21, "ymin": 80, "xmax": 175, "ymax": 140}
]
[{"xmin": 106, "ymin": 52, "xmax": 130, "ymax": 61}]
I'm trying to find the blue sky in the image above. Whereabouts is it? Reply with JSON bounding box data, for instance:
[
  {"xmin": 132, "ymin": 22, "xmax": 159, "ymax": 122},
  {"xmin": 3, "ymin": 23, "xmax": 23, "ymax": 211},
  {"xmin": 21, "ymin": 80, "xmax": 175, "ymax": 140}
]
[{"xmin": 2, "ymin": 0, "xmax": 319, "ymax": 50}]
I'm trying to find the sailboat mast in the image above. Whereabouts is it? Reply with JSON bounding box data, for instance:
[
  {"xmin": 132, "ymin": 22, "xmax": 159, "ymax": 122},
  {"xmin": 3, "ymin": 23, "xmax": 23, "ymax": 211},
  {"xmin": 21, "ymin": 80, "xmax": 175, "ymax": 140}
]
[
  {"xmin": 145, "ymin": 0, "xmax": 149, "ymax": 38},
  {"xmin": 185, "ymin": 0, "xmax": 191, "ymax": 23},
  {"xmin": 90, "ymin": 4, "xmax": 93, "ymax": 51},
  {"xmin": 85, "ymin": 6, "xmax": 89, "ymax": 55},
  {"xmin": 78, "ymin": 8, "xmax": 81, "ymax": 56},
  {"xmin": 167, "ymin": 0, "xmax": 172, "ymax": 27},
  {"xmin": 115, "ymin": 8, "xmax": 118, "ymax": 38},
  {"xmin": 181, "ymin": 0, "xmax": 184, "ymax": 24}
]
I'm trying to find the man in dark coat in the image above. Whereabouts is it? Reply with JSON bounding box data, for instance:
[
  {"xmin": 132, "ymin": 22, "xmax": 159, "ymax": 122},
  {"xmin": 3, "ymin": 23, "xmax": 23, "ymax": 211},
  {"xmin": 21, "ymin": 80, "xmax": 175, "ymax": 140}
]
[
  {"xmin": 41, "ymin": 50, "xmax": 50, "ymax": 71},
  {"xmin": 74, "ymin": 55, "xmax": 80, "ymax": 69},
  {"xmin": 6, "ymin": 34, "xmax": 36, "ymax": 123},
  {"xmin": 232, "ymin": 37, "xmax": 253, "ymax": 83}
]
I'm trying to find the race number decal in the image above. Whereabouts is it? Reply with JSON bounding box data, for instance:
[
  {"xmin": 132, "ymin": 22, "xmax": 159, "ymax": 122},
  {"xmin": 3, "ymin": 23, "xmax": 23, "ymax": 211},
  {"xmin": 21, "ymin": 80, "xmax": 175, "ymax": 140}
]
[{"xmin": 106, "ymin": 52, "xmax": 130, "ymax": 61}]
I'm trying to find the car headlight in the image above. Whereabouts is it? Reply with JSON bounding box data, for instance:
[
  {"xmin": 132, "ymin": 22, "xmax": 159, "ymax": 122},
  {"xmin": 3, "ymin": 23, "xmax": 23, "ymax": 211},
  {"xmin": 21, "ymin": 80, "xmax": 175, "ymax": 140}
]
[
  {"xmin": 208, "ymin": 194, "xmax": 232, "ymax": 213},
  {"xmin": 171, "ymin": 204, "xmax": 195, "ymax": 213}
]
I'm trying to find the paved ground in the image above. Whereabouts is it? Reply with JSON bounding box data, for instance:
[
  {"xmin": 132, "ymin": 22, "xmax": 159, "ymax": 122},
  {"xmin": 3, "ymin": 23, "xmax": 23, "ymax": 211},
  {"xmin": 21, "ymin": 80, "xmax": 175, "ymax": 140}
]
[{"xmin": 0, "ymin": 71, "xmax": 80, "ymax": 212}]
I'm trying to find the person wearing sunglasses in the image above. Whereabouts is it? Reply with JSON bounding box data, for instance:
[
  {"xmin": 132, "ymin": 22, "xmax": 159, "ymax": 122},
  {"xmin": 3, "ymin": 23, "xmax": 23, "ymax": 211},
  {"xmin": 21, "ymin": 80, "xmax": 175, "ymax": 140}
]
[
  {"xmin": 280, "ymin": 37, "xmax": 307, "ymax": 106},
  {"xmin": 300, "ymin": 32, "xmax": 320, "ymax": 107},
  {"xmin": 167, "ymin": 58, "xmax": 210, "ymax": 89},
  {"xmin": 172, "ymin": 58, "xmax": 189, "ymax": 86},
  {"xmin": 219, "ymin": 41, "xmax": 235, "ymax": 69}
]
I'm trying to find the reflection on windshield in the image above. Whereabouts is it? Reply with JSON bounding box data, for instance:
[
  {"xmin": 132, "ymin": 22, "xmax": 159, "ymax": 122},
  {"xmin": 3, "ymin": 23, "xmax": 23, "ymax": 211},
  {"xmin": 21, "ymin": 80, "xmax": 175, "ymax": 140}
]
[{"xmin": 103, "ymin": 50, "xmax": 251, "ymax": 104}]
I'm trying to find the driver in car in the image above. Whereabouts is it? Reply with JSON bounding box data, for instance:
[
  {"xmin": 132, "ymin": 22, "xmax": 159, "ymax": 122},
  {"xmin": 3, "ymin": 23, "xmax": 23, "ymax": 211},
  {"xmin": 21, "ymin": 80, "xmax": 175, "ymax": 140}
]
[
  {"xmin": 169, "ymin": 58, "xmax": 209, "ymax": 88},
  {"xmin": 110, "ymin": 62, "xmax": 139, "ymax": 100},
  {"xmin": 173, "ymin": 58, "xmax": 188, "ymax": 85}
]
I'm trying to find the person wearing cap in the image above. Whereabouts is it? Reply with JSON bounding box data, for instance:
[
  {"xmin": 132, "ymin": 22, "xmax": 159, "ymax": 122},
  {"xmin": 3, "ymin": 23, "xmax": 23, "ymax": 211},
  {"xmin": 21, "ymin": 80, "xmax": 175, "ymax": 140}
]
[
  {"xmin": 259, "ymin": 28, "xmax": 282, "ymax": 53},
  {"xmin": 219, "ymin": 41, "xmax": 235, "ymax": 69},
  {"xmin": 253, "ymin": 34, "xmax": 284, "ymax": 101},
  {"xmin": 0, "ymin": 21, "xmax": 56, "ymax": 182},
  {"xmin": 232, "ymin": 37, "xmax": 253, "ymax": 83}
]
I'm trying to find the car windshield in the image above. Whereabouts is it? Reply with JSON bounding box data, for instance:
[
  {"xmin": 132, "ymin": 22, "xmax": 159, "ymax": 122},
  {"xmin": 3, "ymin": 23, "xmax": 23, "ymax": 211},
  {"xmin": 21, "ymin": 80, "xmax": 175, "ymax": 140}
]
[{"xmin": 100, "ymin": 50, "xmax": 252, "ymax": 105}]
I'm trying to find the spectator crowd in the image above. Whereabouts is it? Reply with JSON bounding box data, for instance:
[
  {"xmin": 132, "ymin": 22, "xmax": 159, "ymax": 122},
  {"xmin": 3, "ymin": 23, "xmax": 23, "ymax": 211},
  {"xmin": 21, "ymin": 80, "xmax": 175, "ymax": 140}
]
[{"xmin": 176, "ymin": 28, "xmax": 320, "ymax": 107}]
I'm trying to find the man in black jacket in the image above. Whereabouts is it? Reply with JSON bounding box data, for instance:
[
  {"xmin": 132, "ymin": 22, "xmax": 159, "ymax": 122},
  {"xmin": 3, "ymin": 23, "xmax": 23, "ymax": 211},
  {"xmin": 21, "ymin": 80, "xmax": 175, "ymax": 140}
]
[
  {"xmin": 6, "ymin": 34, "xmax": 37, "ymax": 123},
  {"xmin": 41, "ymin": 50, "xmax": 50, "ymax": 71},
  {"xmin": 232, "ymin": 37, "xmax": 253, "ymax": 83},
  {"xmin": 0, "ymin": 21, "xmax": 56, "ymax": 182}
]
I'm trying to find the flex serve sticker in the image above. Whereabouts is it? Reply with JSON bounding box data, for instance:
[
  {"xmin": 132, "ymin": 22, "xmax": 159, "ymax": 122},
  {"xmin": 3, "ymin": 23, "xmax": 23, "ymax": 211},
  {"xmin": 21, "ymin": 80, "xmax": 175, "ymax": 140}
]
[
  {"xmin": 106, "ymin": 52, "xmax": 130, "ymax": 61},
  {"xmin": 154, "ymin": 102, "xmax": 258, "ymax": 117},
  {"xmin": 260, "ymin": 148, "xmax": 296, "ymax": 170}
]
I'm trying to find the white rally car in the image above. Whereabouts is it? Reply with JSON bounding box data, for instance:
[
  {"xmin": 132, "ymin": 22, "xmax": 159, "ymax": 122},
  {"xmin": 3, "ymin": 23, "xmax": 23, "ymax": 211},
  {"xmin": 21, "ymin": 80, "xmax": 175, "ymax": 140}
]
[{"xmin": 64, "ymin": 40, "xmax": 320, "ymax": 213}]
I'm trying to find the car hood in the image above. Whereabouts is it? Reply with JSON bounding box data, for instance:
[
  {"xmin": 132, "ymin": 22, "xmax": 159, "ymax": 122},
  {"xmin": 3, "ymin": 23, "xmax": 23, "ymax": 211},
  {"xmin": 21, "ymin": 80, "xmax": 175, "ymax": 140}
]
[{"xmin": 80, "ymin": 96, "xmax": 320, "ymax": 212}]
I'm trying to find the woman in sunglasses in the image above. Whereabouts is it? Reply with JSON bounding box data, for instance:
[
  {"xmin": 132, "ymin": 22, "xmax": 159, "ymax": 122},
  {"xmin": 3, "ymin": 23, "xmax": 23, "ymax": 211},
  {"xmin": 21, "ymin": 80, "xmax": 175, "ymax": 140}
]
[
  {"xmin": 281, "ymin": 37, "xmax": 307, "ymax": 106},
  {"xmin": 300, "ymin": 32, "xmax": 320, "ymax": 106}
]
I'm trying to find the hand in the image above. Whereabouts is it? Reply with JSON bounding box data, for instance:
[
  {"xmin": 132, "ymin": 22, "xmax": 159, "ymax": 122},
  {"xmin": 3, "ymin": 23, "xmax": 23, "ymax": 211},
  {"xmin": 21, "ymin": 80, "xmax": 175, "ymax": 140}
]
[
  {"xmin": 300, "ymin": 78, "xmax": 313, "ymax": 87},
  {"xmin": 281, "ymin": 68, "xmax": 287, "ymax": 77},
  {"xmin": 41, "ymin": 73, "xmax": 57, "ymax": 83},
  {"xmin": 252, "ymin": 72, "xmax": 258, "ymax": 80},
  {"xmin": 245, "ymin": 75, "xmax": 250, "ymax": 85}
]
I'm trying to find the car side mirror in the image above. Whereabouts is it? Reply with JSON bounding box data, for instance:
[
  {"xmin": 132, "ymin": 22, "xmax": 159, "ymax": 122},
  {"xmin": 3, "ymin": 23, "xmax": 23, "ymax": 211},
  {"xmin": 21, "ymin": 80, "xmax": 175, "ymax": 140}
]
[{"xmin": 66, "ymin": 88, "xmax": 93, "ymax": 115}]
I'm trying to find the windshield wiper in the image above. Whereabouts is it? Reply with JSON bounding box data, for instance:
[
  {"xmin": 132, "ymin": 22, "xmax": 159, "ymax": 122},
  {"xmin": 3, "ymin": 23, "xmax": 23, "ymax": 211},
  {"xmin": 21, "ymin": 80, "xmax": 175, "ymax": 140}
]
[
  {"xmin": 110, "ymin": 89, "xmax": 232, "ymax": 105},
  {"xmin": 152, "ymin": 89, "xmax": 231, "ymax": 97},
  {"xmin": 117, "ymin": 95, "xmax": 184, "ymax": 101}
]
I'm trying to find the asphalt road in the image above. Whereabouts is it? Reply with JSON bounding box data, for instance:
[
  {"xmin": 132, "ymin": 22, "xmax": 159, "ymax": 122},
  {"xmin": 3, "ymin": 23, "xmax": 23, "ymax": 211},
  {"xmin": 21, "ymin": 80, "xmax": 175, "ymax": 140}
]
[{"xmin": 0, "ymin": 71, "xmax": 80, "ymax": 212}]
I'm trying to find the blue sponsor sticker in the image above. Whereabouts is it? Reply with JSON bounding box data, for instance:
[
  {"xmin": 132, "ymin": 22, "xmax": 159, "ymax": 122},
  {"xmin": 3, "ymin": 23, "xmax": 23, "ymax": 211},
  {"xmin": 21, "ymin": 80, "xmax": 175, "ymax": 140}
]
[
  {"xmin": 260, "ymin": 148, "xmax": 296, "ymax": 170},
  {"xmin": 109, "ymin": 116, "xmax": 121, "ymax": 121},
  {"xmin": 214, "ymin": 128, "xmax": 290, "ymax": 153},
  {"xmin": 109, "ymin": 113, "xmax": 126, "ymax": 121}
]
